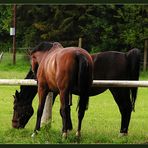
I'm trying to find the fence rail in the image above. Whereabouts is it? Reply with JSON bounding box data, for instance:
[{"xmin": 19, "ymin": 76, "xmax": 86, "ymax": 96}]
[
  {"xmin": 0, "ymin": 79, "xmax": 148, "ymax": 88},
  {"xmin": 93, "ymin": 80, "xmax": 148, "ymax": 87},
  {"xmin": 0, "ymin": 79, "xmax": 37, "ymax": 86}
]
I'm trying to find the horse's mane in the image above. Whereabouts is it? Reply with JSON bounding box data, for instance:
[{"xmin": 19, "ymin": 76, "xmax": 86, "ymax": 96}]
[
  {"xmin": 31, "ymin": 41, "xmax": 53, "ymax": 53},
  {"xmin": 31, "ymin": 41, "xmax": 63, "ymax": 54}
]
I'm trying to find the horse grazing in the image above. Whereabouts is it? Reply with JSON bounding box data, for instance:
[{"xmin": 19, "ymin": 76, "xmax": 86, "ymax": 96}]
[
  {"xmin": 12, "ymin": 69, "xmax": 37, "ymax": 128},
  {"xmin": 29, "ymin": 42, "xmax": 93, "ymax": 138},
  {"xmin": 12, "ymin": 44, "xmax": 141, "ymax": 136}
]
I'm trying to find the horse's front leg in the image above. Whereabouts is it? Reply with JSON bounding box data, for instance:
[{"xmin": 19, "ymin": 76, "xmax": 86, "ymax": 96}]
[{"xmin": 31, "ymin": 85, "xmax": 48, "ymax": 137}]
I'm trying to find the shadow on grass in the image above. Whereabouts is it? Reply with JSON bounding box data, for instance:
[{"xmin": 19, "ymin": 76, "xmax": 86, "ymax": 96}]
[
  {"xmin": 1, "ymin": 125, "xmax": 81, "ymax": 144},
  {"xmin": 1, "ymin": 124, "xmax": 147, "ymax": 144}
]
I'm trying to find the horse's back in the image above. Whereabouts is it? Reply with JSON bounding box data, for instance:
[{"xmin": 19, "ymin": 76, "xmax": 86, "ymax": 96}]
[
  {"xmin": 92, "ymin": 51, "xmax": 128, "ymax": 80},
  {"xmin": 55, "ymin": 47, "xmax": 93, "ymax": 90},
  {"xmin": 38, "ymin": 47, "xmax": 93, "ymax": 92}
]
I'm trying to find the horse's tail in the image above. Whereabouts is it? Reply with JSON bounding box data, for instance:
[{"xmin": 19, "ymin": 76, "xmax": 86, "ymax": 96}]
[
  {"xmin": 126, "ymin": 48, "xmax": 141, "ymax": 111},
  {"xmin": 76, "ymin": 54, "xmax": 93, "ymax": 111}
]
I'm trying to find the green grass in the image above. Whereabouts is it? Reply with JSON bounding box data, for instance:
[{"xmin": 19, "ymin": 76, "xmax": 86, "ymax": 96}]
[
  {"xmin": 0, "ymin": 53, "xmax": 148, "ymax": 144},
  {"xmin": 0, "ymin": 52, "xmax": 30, "ymax": 78}
]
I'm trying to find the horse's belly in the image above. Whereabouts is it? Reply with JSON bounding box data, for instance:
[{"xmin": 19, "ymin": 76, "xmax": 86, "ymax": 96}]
[
  {"xmin": 89, "ymin": 87, "xmax": 107, "ymax": 96},
  {"xmin": 72, "ymin": 86, "xmax": 107, "ymax": 96}
]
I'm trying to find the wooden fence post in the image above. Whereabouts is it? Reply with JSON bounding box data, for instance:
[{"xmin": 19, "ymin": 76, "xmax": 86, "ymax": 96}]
[
  {"xmin": 78, "ymin": 37, "xmax": 82, "ymax": 48},
  {"xmin": 41, "ymin": 92, "xmax": 53, "ymax": 127},
  {"xmin": 143, "ymin": 39, "xmax": 148, "ymax": 71}
]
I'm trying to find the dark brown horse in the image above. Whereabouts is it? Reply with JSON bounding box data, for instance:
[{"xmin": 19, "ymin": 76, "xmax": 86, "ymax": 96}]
[
  {"xmin": 12, "ymin": 70, "xmax": 37, "ymax": 128},
  {"xmin": 12, "ymin": 42, "xmax": 140, "ymax": 136},
  {"xmin": 29, "ymin": 42, "xmax": 93, "ymax": 138}
]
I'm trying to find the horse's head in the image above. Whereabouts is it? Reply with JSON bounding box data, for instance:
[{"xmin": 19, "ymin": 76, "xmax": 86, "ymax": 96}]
[
  {"xmin": 12, "ymin": 69, "xmax": 37, "ymax": 128},
  {"xmin": 12, "ymin": 90, "xmax": 34, "ymax": 128}
]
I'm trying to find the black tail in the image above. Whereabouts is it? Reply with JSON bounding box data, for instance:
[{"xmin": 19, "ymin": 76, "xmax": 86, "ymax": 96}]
[
  {"xmin": 126, "ymin": 48, "xmax": 141, "ymax": 111},
  {"xmin": 77, "ymin": 54, "xmax": 93, "ymax": 111}
]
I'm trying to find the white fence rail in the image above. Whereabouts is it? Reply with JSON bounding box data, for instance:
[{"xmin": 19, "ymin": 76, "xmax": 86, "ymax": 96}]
[
  {"xmin": 93, "ymin": 80, "xmax": 148, "ymax": 88},
  {"xmin": 0, "ymin": 79, "xmax": 37, "ymax": 86},
  {"xmin": 0, "ymin": 79, "xmax": 148, "ymax": 87}
]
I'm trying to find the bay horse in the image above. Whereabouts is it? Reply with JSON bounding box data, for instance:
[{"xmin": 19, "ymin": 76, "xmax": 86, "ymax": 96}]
[
  {"xmin": 29, "ymin": 42, "xmax": 93, "ymax": 138},
  {"xmin": 12, "ymin": 43, "xmax": 141, "ymax": 136}
]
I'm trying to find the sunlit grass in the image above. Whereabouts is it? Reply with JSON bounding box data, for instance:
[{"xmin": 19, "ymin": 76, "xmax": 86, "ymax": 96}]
[{"xmin": 0, "ymin": 87, "xmax": 148, "ymax": 144}]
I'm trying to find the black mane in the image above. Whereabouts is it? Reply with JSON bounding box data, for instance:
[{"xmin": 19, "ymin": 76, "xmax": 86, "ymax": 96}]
[{"xmin": 31, "ymin": 41, "xmax": 53, "ymax": 54}]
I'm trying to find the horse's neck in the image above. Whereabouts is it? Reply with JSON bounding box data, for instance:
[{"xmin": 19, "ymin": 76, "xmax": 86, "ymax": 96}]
[{"xmin": 37, "ymin": 51, "xmax": 49, "ymax": 64}]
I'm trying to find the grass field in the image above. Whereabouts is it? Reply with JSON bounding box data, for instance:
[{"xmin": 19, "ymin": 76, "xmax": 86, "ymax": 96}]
[{"xmin": 0, "ymin": 53, "xmax": 148, "ymax": 144}]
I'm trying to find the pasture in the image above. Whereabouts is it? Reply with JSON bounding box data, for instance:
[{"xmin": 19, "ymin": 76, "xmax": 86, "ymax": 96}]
[{"xmin": 0, "ymin": 53, "xmax": 148, "ymax": 144}]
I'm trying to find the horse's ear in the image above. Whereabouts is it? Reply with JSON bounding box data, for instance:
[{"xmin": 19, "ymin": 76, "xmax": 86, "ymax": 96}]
[
  {"xmin": 13, "ymin": 93, "xmax": 17, "ymax": 102},
  {"xmin": 15, "ymin": 90, "xmax": 20, "ymax": 100}
]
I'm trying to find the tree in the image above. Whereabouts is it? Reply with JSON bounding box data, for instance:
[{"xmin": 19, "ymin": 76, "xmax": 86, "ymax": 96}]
[
  {"xmin": 0, "ymin": 5, "xmax": 147, "ymax": 53},
  {"xmin": 0, "ymin": 5, "xmax": 12, "ymax": 51}
]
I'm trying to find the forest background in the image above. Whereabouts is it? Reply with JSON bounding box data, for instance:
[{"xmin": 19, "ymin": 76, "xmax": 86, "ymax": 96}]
[{"xmin": 0, "ymin": 4, "xmax": 147, "ymax": 53}]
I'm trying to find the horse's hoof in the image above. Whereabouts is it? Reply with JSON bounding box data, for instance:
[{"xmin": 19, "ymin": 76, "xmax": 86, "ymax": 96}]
[
  {"xmin": 62, "ymin": 132, "xmax": 68, "ymax": 139},
  {"xmin": 118, "ymin": 132, "xmax": 128, "ymax": 137},
  {"xmin": 31, "ymin": 130, "xmax": 39, "ymax": 138},
  {"xmin": 76, "ymin": 131, "xmax": 81, "ymax": 138},
  {"xmin": 31, "ymin": 132, "xmax": 36, "ymax": 138}
]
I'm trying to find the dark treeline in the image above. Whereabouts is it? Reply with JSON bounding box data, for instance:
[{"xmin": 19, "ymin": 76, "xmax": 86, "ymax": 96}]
[{"xmin": 0, "ymin": 4, "xmax": 147, "ymax": 53}]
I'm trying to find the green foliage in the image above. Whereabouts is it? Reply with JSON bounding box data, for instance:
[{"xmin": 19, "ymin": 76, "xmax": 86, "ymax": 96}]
[
  {"xmin": 0, "ymin": 5, "xmax": 12, "ymax": 52},
  {"xmin": 0, "ymin": 5, "xmax": 12, "ymax": 33},
  {"xmin": 0, "ymin": 52, "xmax": 30, "ymax": 75},
  {"xmin": 0, "ymin": 41, "xmax": 11, "ymax": 52},
  {"xmin": 0, "ymin": 5, "xmax": 147, "ymax": 53}
]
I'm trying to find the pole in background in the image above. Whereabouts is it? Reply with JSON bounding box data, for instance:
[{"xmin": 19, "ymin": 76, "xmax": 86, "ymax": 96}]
[
  {"xmin": 143, "ymin": 39, "xmax": 148, "ymax": 71},
  {"xmin": 13, "ymin": 4, "xmax": 16, "ymax": 65},
  {"xmin": 10, "ymin": 4, "xmax": 16, "ymax": 65}
]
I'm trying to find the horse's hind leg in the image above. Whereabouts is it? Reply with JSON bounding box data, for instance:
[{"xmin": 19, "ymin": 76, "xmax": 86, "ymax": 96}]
[
  {"xmin": 67, "ymin": 93, "xmax": 73, "ymax": 130},
  {"xmin": 110, "ymin": 88, "xmax": 132, "ymax": 136},
  {"xmin": 67, "ymin": 105, "xmax": 73, "ymax": 131},
  {"xmin": 59, "ymin": 90, "xmax": 73, "ymax": 138},
  {"xmin": 76, "ymin": 95, "xmax": 88, "ymax": 138}
]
